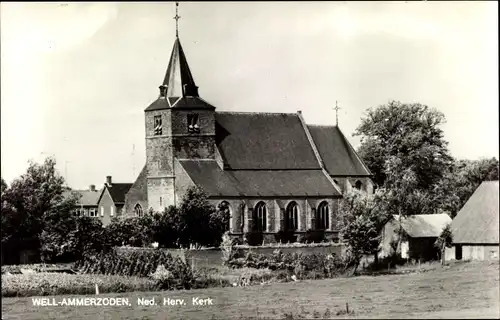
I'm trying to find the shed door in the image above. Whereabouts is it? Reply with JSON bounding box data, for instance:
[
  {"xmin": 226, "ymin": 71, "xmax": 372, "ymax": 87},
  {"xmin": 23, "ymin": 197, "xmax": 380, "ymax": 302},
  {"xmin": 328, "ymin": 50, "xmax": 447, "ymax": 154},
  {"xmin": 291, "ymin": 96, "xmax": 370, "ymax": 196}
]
[{"xmin": 455, "ymin": 245, "xmax": 462, "ymax": 260}]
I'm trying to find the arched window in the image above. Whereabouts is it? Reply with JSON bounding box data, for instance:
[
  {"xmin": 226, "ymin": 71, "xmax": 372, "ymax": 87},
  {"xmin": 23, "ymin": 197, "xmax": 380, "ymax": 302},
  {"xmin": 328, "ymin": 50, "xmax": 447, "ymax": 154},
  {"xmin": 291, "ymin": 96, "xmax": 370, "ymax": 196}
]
[
  {"xmin": 317, "ymin": 201, "xmax": 329, "ymax": 230},
  {"xmin": 240, "ymin": 202, "xmax": 246, "ymax": 232},
  {"xmin": 354, "ymin": 180, "xmax": 362, "ymax": 190},
  {"xmin": 218, "ymin": 201, "xmax": 232, "ymax": 232},
  {"xmin": 254, "ymin": 202, "xmax": 267, "ymax": 232},
  {"xmin": 134, "ymin": 203, "xmax": 143, "ymax": 217},
  {"xmin": 285, "ymin": 201, "xmax": 299, "ymax": 231}
]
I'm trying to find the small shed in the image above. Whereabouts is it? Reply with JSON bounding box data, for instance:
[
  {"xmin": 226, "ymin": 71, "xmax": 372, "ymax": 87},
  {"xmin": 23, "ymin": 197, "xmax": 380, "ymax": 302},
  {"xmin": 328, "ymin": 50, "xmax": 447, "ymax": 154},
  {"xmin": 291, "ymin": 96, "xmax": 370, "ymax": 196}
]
[
  {"xmin": 379, "ymin": 213, "xmax": 452, "ymax": 261},
  {"xmin": 445, "ymin": 181, "xmax": 499, "ymax": 261}
]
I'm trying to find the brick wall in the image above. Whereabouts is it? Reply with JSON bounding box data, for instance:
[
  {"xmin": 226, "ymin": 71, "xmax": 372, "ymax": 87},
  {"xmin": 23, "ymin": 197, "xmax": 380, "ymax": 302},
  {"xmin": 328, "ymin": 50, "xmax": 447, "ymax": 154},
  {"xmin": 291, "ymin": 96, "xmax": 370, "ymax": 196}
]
[
  {"xmin": 97, "ymin": 188, "xmax": 115, "ymax": 226},
  {"xmin": 123, "ymin": 165, "xmax": 148, "ymax": 217},
  {"xmin": 210, "ymin": 197, "xmax": 341, "ymax": 236},
  {"xmin": 170, "ymin": 109, "xmax": 216, "ymax": 136},
  {"xmin": 172, "ymin": 136, "xmax": 216, "ymax": 159}
]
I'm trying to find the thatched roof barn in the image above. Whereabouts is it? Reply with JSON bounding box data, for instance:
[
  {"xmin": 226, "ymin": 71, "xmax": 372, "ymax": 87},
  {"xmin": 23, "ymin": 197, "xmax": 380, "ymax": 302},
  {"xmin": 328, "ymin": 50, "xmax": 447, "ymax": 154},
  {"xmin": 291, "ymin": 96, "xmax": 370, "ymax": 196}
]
[{"xmin": 446, "ymin": 181, "xmax": 499, "ymax": 261}]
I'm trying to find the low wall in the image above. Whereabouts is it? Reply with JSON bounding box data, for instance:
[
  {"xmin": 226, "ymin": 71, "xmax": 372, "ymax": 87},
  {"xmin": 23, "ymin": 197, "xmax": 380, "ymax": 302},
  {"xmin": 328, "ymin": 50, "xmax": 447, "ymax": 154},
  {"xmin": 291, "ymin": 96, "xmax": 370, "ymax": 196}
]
[{"xmin": 116, "ymin": 244, "xmax": 346, "ymax": 268}]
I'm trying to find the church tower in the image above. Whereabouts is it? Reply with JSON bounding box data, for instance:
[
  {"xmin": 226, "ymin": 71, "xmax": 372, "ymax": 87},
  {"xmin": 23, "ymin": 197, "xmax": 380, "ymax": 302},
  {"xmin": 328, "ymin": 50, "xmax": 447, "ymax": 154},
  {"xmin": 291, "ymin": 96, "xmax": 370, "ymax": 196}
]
[{"xmin": 144, "ymin": 3, "xmax": 216, "ymax": 212}]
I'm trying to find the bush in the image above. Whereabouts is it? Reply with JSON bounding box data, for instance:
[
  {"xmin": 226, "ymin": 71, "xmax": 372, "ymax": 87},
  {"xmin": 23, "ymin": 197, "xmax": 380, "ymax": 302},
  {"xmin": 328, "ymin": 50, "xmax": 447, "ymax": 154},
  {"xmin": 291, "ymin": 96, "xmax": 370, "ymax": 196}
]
[
  {"xmin": 244, "ymin": 232, "xmax": 263, "ymax": 246},
  {"xmin": 275, "ymin": 230, "xmax": 297, "ymax": 244},
  {"xmin": 227, "ymin": 249, "xmax": 356, "ymax": 279},
  {"xmin": 300, "ymin": 229, "xmax": 326, "ymax": 244},
  {"xmin": 220, "ymin": 232, "xmax": 237, "ymax": 266},
  {"xmin": 1, "ymin": 273, "xmax": 156, "ymax": 297},
  {"xmin": 104, "ymin": 215, "xmax": 156, "ymax": 248}
]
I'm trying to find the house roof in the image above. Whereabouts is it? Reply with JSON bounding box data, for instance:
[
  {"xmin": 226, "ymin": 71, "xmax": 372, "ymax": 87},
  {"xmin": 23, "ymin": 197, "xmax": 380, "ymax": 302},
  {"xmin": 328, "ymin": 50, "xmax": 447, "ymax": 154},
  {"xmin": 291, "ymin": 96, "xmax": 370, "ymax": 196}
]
[
  {"xmin": 215, "ymin": 112, "xmax": 321, "ymax": 170},
  {"xmin": 104, "ymin": 183, "xmax": 133, "ymax": 204},
  {"xmin": 63, "ymin": 190, "xmax": 100, "ymax": 206},
  {"xmin": 451, "ymin": 181, "xmax": 499, "ymax": 244},
  {"xmin": 308, "ymin": 125, "xmax": 371, "ymax": 176},
  {"xmin": 391, "ymin": 213, "xmax": 452, "ymax": 238},
  {"xmin": 178, "ymin": 160, "xmax": 341, "ymax": 197}
]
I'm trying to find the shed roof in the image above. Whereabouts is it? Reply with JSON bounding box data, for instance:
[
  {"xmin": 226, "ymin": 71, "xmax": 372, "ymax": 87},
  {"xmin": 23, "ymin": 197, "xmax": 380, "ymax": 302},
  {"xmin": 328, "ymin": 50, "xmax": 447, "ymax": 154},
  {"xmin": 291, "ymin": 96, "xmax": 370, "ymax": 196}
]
[
  {"xmin": 451, "ymin": 181, "xmax": 499, "ymax": 244},
  {"xmin": 392, "ymin": 213, "xmax": 452, "ymax": 238}
]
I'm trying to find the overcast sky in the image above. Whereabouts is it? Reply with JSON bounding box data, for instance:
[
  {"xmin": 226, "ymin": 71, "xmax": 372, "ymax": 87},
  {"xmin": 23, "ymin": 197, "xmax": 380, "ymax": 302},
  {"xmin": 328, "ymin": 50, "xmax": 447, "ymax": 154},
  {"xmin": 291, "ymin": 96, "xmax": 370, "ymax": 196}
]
[{"xmin": 1, "ymin": 2, "xmax": 498, "ymax": 189}]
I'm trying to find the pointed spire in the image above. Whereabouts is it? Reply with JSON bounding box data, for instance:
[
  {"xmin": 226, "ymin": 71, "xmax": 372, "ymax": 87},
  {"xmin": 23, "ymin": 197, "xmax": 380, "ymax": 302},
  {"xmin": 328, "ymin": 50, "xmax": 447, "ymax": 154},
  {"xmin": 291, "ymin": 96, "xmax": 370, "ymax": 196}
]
[{"xmin": 159, "ymin": 2, "xmax": 198, "ymax": 99}]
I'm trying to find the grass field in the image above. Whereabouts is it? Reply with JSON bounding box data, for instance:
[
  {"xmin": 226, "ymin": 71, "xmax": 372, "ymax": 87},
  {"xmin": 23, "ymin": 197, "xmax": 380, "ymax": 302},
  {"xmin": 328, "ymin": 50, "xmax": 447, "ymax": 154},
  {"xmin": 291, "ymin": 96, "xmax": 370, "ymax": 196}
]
[{"xmin": 2, "ymin": 260, "xmax": 498, "ymax": 319}]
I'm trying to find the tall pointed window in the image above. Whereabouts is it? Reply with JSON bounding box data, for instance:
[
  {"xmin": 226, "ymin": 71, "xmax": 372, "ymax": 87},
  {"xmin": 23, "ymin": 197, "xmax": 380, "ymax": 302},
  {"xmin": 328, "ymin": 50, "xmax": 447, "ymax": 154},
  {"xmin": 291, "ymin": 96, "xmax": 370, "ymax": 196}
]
[
  {"xmin": 154, "ymin": 115, "xmax": 162, "ymax": 135},
  {"xmin": 317, "ymin": 201, "xmax": 329, "ymax": 230},
  {"xmin": 254, "ymin": 202, "xmax": 267, "ymax": 232},
  {"xmin": 187, "ymin": 114, "xmax": 200, "ymax": 133},
  {"xmin": 134, "ymin": 203, "xmax": 143, "ymax": 217},
  {"xmin": 218, "ymin": 201, "xmax": 232, "ymax": 232},
  {"xmin": 285, "ymin": 202, "xmax": 299, "ymax": 231}
]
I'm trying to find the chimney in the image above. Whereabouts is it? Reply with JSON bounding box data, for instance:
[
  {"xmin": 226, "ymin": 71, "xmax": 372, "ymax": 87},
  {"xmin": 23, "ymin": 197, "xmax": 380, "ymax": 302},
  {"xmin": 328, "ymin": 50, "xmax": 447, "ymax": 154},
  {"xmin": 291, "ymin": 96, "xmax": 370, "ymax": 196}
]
[
  {"xmin": 89, "ymin": 184, "xmax": 96, "ymax": 192},
  {"xmin": 297, "ymin": 110, "xmax": 302, "ymax": 115},
  {"xmin": 106, "ymin": 176, "xmax": 112, "ymax": 186}
]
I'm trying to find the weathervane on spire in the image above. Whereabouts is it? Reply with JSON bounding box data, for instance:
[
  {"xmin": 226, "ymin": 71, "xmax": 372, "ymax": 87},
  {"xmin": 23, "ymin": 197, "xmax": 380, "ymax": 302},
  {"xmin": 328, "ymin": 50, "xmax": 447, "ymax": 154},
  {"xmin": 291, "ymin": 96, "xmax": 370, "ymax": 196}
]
[
  {"xmin": 173, "ymin": 2, "xmax": 181, "ymax": 38},
  {"xmin": 334, "ymin": 101, "xmax": 341, "ymax": 126}
]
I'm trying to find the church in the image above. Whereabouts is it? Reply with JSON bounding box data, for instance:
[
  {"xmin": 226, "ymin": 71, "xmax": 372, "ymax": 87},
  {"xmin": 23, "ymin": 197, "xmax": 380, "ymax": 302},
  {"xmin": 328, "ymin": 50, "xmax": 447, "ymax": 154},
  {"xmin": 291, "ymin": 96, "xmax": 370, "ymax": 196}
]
[{"xmin": 123, "ymin": 7, "xmax": 374, "ymax": 242}]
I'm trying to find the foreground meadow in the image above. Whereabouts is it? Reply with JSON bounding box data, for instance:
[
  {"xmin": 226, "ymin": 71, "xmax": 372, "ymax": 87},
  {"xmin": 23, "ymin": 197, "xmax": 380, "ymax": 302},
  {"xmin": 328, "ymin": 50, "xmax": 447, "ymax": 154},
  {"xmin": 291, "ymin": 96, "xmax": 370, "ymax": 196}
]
[{"xmin": 2, "ymin": 260, "xmax": 498, "ymax": 319}]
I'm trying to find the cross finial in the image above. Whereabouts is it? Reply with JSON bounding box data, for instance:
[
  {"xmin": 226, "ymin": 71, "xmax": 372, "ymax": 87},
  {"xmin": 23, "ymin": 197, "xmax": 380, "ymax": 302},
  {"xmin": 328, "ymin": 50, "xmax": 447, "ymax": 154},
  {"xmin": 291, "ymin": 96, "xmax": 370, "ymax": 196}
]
[
  {"xmin": 173, "ymin": 2, "xmax": 181, "ymax": 38},
  {"xmin": 334, "ymin": 100, "xmax": 341, "ymax": 126}
]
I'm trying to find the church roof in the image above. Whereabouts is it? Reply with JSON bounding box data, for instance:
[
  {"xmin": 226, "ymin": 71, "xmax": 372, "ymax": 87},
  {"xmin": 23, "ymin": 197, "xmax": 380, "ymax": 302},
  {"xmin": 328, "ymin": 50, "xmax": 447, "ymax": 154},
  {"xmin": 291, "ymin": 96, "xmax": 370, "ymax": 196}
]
[
  {"xmin": 308, "ymin": 125, "xmax": 372, "ymax": 176},
  {"xmin": 178, "ymin": 160, "xmax": 341, "ymax": 197},
  {"xmin": 215, "ymin": 112, "xmax": 321, "ymax": 170}
]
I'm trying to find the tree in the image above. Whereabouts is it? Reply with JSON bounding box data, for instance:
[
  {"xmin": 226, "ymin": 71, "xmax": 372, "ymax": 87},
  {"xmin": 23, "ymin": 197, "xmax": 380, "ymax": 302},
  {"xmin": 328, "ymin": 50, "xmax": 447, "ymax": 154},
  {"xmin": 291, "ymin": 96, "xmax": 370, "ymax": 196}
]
[
  {"xmin": 177, "ymin": 187, "xmax": 223, "ymax": 248},
  {"xmin": 153, "ymin": 206, "xmax": 184, "ymax": 248},
  {"xmin": 339, "ymin": 189, "xmax": 391, "ymax": 268},
  {"xmin": 354, "ymin": 101, "xmax": 455, "ymax": 254},
  {"xmin": 1, "ymin": 157, "xmax": 75, "ymax": 263},
  {"xmin": 435, "ymin": 157, "xmax": 499, "ymax": 217},
  {"xmin": 434, "ymin": 224, "xmax": 453, "ymax": 266},
  {"xmin": 1, "ymin": 177, "xmax": 14, "ymax": 245},
  {"xmin": 152, "ymin": 187, "xmax": 229, "ymax": 249},
  {"xmin": 40, "ymin": 212, "xmax": 108, "ymax": 262},
  {"xmin": 356, "ymin": 101, "xmax": 453, "ymax": 189}
]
